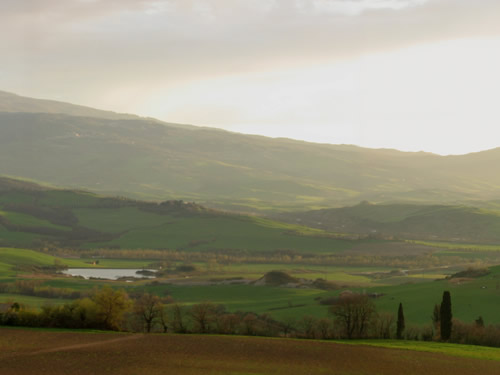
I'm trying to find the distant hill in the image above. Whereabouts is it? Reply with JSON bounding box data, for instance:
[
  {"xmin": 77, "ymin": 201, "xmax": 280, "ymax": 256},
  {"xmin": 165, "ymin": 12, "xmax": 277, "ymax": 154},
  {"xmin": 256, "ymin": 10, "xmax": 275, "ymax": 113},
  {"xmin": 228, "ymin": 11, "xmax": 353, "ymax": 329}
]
[
  {"xmin": 276, "ymin": 201, "xmax": 500, "ymax": 244},
  {"xmin": 2, "ymin": 176, "xmax": 500, "ymax": 251},
  {"xmin": 2, "ymin": 91, "xmax": 500, "ymax": 211},
  {"xmin": 0, "ymin": 90, "xmax": 140, "ymax": 120},
  {"xmin": 0, "ymin": 176, "xmax": 364, "ymax": 253}
]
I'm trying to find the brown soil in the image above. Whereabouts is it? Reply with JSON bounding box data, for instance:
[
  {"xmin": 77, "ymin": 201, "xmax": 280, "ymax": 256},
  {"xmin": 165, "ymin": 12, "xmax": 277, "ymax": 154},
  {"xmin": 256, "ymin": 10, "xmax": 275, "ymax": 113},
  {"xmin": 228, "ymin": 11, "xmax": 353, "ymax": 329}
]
[{"xmin": 1, "ymin": 328, "xmax": 499, "ymax": 375}]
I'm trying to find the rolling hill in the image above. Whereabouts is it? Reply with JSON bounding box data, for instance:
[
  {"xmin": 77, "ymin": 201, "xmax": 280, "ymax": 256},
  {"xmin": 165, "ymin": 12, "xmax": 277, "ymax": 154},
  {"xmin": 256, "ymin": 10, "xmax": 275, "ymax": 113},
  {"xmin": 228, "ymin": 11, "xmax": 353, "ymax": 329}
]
[
  {"xmin": 1, "ymin": 91, "xmax": 500, "ymax": 212},
  {"xmin": 0, "ymin": 176, "xmax": 363, "ymax": 253},
  {"xmin": 276, "ymin": 201, "xmax": 500, "ymax": 244},
  {"xmin": 2, "ymin": 176, "xmax": 500, "ymax": 251},
  {"xmin": 0, "ymin": 90, "xmax": 138, "ymax": 120}
]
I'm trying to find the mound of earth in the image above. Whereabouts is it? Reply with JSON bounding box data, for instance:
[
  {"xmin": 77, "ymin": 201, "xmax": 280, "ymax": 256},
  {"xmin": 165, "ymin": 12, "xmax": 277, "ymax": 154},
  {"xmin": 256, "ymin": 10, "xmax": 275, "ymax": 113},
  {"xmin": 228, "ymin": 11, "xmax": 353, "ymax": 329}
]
[
  {"xmin": 448, "ymin": 267, "xmax": 490, "ymax": 279},
  {"xmin": 254, "ymin": 271, "xmax": 300, "ymax": 286}
]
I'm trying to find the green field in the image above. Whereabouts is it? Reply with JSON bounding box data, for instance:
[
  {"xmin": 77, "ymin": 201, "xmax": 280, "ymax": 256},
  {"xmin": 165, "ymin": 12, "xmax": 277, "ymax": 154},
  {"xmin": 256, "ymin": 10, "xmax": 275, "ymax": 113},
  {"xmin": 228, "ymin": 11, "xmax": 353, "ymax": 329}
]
[
  {"xmin": 0, "ymin": 294, "xmax": 70, "ymax": 308},
  {"xmin": 0, "ymin": 181, "xmax": 390, "ymax": 253},
  {"xmin": 370, "ymin": 265, "xmax": 500, "ymax": 325},
  {"xmin": 1, "ymin": 179, "xmax": 500, "ymax": 328},
  {"xmin": 278, "ymin": 202, "xmax": 500, "ymax": 244},
  {"xmin": 84, "ymin": 215, "xmax": 359, "ymax": 252},
  {"xmin": 1, "ymin": 247, "xmax": 499, "ymax": 327},
  {"xmin": 342, "ymin": 340, "xmax": 500, "ymax": 362}
]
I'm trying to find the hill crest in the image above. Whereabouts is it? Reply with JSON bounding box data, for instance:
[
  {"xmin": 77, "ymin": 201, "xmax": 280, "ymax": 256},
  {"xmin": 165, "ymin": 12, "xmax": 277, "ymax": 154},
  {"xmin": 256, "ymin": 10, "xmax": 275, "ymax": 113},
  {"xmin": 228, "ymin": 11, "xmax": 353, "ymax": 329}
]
[{"xmin": 2, "ymin": 91, "xmax": 500, "ymax": 211}]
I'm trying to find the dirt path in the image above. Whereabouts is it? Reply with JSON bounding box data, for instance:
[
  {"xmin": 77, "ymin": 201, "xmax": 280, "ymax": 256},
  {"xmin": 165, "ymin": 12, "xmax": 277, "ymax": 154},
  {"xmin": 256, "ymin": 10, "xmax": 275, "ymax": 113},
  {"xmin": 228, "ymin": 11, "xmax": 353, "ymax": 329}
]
[
  {"xmin": 5, "ymin": 333, "xmax": 145, "ymax": 358},
  {"xmin": 33, "ymin": 333, "xmax": 144, "ymax": 355}
]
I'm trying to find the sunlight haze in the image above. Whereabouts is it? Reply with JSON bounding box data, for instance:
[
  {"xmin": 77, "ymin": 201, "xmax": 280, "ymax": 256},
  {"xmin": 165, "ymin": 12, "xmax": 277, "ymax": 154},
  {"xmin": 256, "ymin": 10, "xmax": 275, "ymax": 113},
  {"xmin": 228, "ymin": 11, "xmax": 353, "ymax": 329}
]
[{"xmin": 2, "ymin": 0, "xmax": 500, "ymax": 155}]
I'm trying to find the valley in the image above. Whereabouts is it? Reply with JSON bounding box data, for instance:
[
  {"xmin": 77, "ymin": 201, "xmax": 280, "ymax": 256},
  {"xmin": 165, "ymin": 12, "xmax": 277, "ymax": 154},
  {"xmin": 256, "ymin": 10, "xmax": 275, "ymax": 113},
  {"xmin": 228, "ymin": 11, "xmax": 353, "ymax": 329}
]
[{"xmin": 1, "ymin": 91, "xmax": 500, "ymax": 373}]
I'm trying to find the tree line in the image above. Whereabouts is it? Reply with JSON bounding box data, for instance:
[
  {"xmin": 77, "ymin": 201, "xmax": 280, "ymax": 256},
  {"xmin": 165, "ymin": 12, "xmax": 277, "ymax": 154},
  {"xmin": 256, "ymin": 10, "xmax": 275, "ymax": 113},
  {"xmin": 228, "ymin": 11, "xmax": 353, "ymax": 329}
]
[
  {"xmin": 2, "ymin": 288, "xmax": 500, "ymax": 348},
  {"xmin": 41, "ymin": 247, "xmax": 481, "ymax": 270}
]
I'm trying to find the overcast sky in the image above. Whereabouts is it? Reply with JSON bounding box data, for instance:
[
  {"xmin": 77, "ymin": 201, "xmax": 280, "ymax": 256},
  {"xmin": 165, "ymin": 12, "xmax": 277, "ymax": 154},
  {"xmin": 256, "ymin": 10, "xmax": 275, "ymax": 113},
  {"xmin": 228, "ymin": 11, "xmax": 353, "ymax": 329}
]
[{"xmin": 2, "ymin": 0, "xmax": 500, "ymax": 155}]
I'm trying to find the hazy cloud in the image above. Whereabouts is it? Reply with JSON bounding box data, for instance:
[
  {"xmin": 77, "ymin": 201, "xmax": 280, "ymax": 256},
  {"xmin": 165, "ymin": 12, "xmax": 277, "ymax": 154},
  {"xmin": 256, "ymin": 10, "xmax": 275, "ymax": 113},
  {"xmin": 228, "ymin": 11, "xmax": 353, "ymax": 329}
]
[
  {"xmin": 4, "ymin": 0, "xmax": 500, "ymax": 71},
  {"xmin": 2, "ymin": 0, "xmax": 500, "ymax": 154}
]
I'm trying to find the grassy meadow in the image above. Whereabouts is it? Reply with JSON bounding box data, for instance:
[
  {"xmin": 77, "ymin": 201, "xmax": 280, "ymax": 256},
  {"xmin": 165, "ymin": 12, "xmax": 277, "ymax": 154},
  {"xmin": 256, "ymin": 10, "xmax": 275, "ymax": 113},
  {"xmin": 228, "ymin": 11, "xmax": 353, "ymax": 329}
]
[
  {"xmin": 0, "ymin": 181, "xmax": 390, "ymax": 254},
  {"xmin": 1, "ymin": 178, "xmax": 500, "ymax": 339},
  {"xmin": 1, "ymin": 246, "xmax": 500, "ymax": 328}
]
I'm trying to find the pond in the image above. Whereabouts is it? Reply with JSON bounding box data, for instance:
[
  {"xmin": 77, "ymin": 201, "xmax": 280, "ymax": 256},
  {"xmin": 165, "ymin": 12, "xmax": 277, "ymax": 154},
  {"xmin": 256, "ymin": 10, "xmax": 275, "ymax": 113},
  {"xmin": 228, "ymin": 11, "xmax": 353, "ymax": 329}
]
[{"xmin": 61, "ymin": 268, "xmax": 156, "ymax": 280}]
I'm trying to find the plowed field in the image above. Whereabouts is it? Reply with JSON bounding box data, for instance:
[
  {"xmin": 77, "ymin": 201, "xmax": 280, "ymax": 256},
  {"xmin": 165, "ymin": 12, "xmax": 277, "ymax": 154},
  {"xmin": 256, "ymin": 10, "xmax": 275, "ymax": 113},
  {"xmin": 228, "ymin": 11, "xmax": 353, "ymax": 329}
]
[{"xmin": 1, "ymin": 328, "xmax": 499, "ymax": 375}]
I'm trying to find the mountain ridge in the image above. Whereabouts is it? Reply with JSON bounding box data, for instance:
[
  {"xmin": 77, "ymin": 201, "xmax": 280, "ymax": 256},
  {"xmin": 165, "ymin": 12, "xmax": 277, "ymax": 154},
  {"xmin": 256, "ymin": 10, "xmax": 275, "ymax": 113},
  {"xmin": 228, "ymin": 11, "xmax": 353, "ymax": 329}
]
[{"xmin": 1, "ymin": 91, "xmax": 500, "ymax": 212}]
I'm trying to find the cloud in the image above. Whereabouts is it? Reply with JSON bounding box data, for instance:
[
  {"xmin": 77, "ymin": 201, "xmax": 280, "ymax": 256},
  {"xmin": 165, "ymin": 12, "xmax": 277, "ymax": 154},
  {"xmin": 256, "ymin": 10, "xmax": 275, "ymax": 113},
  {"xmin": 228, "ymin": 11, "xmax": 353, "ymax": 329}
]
[
  {"xmin": 4, "ymin": 0, "xmax": 500, "ymax": 61},
  {"xmin": 3, "ymin": 0, "xmax": 500, "ymax": 125}
]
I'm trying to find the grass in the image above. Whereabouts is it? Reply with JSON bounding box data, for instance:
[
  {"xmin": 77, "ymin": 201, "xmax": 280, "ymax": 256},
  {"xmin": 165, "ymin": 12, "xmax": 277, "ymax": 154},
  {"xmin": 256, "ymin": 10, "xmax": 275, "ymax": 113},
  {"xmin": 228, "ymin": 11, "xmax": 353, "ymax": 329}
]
[
  {"xmin": 74, "ymin": 207, "xmax": 175, "ymax": 233},
  {"xmin": 1, "ymin": 247, "xmax": 500, "ymax": 327},
  {"xmin": 285, "ymin": 203, "xmax": 500, "ymax": 245},
  {"xmin": 348, "ymin": 340, "xmax": 500, "ymax": 362},
  {"xmin": 85, "ymin": 215, "xmax": 360, "ymax": 253},
  {"xmin": 0, "ymin": 210, "xmax": 70, "ymax": 231},
  {"xmin": 0, "ymin": 294, "xmax": 70, "ymax": 307},
  {"xmin": 142, "ymin": 283, "xmax": 329, "ymax": 317},
  {"xmin": 411, "ymin": 240, "xmax": 500, "ymax": 252},
  {"xmin": 0, "ymin": 225, "xmax": 53, "ymax": 247},
  {"xmin": 216, "ymin": 263, "xmax": 379, "ymax": 284},
  {"xmin": 370, "ymin": 266, "xmax": 500, "ymax": 325},
  {"xmin": 0, "ymin": 183, "xmax": 386, "ymax": 253}
]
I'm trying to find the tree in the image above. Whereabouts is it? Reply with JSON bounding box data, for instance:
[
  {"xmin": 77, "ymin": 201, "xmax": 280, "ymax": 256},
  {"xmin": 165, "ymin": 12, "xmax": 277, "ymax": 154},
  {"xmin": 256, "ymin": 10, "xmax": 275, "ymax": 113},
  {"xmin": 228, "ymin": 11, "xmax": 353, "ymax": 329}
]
[
  {"xmin": 170, "ymin": 304, "xmax": 187, "ymax": 333},
  {"xmin": 133, "ymin": 293, "xmax": 164, "ymax": 333},
  {"xmin": 299, "ymin": 315, "xmax": 317, "ymax": 339},
  {"xmin": 375, "ymin": 312, "xmax": 395, "ymax": 339},
  {"xmin": 396, "ymin": 302, "xmax": 405, "ymax": 339},
  {"xmin": 92, "ymin": 287, "xmax": 131, "ymax": 331},
  {"xmin": 158, "ymin": 306, "xmax": 169, "ymax": 333},
  {"xmin": 190, "ymin": 302, "xmax": 217, "ymax": 333},
  {"xmin": 329, "ymin": 294, "xmax": 375, "ymax": 339},
  {"xmin": 432, "ymin": 304, "xmax": 440, "ymax": 329},
  {"xmin": 214, "ymin": 313, "xmax": 240, "ymax": 334},
  {"xmin": 242, "ymin": 313, "xmax": 258, "ymax": 335},
  {"xmin": 280, "ymin": 316, "xmax": 297, "ymax": 338},
  {"xmin": 315, "ymin": 318, "xmax": 331, "ymax": 339},
  {"xmin": 440, "ymin": 291, "xmax": 452, "ymax": 341}
]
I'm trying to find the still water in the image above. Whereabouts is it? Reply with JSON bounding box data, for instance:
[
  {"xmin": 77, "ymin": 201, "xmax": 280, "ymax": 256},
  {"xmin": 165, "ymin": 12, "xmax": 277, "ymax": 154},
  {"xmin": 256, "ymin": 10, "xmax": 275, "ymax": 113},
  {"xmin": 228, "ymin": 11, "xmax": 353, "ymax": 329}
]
[{"xmin": 62, "ymin": 268, "xmax": 156, "ymax": 280}]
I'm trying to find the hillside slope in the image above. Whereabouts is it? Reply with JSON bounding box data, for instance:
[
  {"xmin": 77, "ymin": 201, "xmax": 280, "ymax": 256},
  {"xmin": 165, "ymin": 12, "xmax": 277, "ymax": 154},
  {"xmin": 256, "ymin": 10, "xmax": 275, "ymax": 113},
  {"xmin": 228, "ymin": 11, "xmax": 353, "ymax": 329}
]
[
  {"xmin": 277, "ymin": 201, "xmax": 500, "ymax": 243},
  {"xmin": 1, "ymin": 91, "xmax": 500, "ymax": 211},
  {"xmin": 0, "ymin": 177, "xmax": 362, "ymax": 253},
  {"xmin": 0, "ymin": 90, "xmax": 140, "ymax": 120}
]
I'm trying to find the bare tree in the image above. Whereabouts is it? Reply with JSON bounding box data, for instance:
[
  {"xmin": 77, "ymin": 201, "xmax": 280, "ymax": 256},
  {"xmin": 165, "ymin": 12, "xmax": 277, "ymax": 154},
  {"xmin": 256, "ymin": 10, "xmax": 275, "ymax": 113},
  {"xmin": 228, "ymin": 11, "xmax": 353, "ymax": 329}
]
[
  {"xmin": 280, "ymin": 316, "xmax": 297, "ymax": 338},
  {"xmin": 158, "ymin": 306, "xmax": 169, "ymax": 333},
  {"xmin": 133, "ymin": 293, "xmax": 164, "ymax": 333},
  {"xmin": 171, "ymin": 304, "xmax": 187, "ymax": 333},
  {"xmin": 315, "ymin": 318, "xmax": 332, "ymax": 340},
  {"xmin": 190, "ymin": 302, "xmax": 217, "ymax": 333},
  {"xmin": 329, "ymin": 294, "xmax": 375, "ymax": 339},
  {"xmin": 299, "ymin": 315, "xmax": 317, "ymax": 339},
  {"xmin": 215, "ymin": 313, "xmax": 240, "ymax": 334},
  {"xmin": 375, "ymin": 312, "xmax": 395, "ymax": 339},
  {"xmin": 242, "ymin": 313, "xmax": 258, "ymax": 335}
]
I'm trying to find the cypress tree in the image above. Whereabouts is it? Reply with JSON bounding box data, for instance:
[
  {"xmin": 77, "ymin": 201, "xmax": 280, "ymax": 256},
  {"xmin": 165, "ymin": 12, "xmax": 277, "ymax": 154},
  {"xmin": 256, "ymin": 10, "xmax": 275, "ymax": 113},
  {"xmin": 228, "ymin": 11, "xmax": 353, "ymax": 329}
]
[
  {"xmin": 440, "ymin": 291, "xmax": 452, "ymax": 341},
  {"xmin": 396, "ymin": 302, "xmax": 405, "ymax": 339}
]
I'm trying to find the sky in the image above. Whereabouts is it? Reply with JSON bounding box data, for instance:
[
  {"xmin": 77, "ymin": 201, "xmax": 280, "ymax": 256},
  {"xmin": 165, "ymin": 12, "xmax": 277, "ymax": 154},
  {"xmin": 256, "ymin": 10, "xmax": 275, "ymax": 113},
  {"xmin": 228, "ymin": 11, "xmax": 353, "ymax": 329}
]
[{"xmin": 2, "ymin": 0, "xmax": 500, "ymax": 155}]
